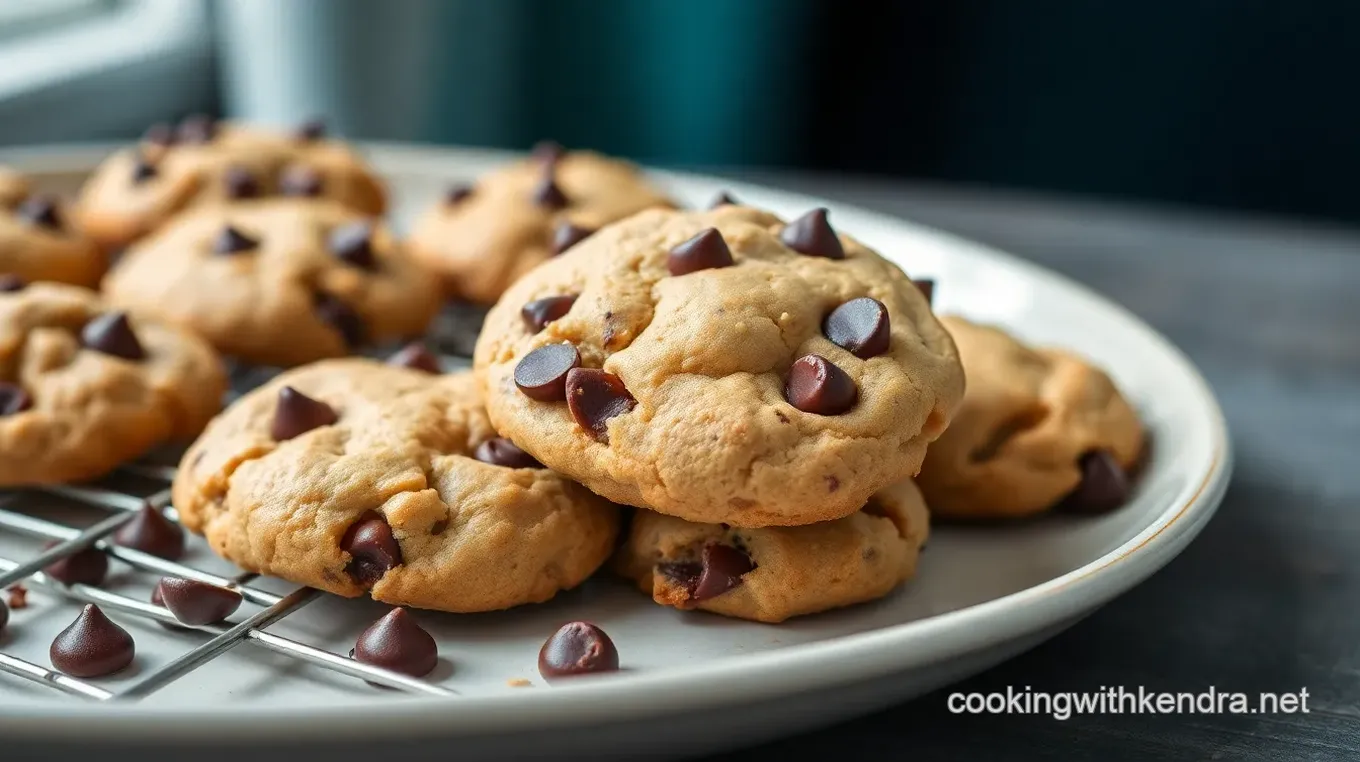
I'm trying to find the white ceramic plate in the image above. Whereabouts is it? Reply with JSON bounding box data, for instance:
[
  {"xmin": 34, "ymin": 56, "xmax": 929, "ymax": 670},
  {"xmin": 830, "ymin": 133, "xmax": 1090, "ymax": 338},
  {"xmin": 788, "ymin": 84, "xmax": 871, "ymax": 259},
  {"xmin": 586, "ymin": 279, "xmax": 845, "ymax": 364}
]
[{"xmin": 0, "ymin": 144, "xmax": 1230, "ymax": 761}]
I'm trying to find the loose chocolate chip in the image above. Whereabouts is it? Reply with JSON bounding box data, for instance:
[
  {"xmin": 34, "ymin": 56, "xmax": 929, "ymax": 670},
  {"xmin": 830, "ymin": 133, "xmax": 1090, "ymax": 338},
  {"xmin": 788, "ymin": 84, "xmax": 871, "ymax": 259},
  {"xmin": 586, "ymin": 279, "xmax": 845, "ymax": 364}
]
[
  {"xmin": 280, "ymin": 164, "xmax": 323, "ymax": 197},
  {"xmin": 328, "ymin": 221, "xmax": 376, "ymax": 269},
  {"xmin": 386, "ymin": 342, "xmax": 441, "ymax": 374},
  {"xmin": 143, "ymin": 122, "xmax": 175, "ymax": 146},
  {"xmin": 538, "ymin": 621, "xmax": 619, "ymax": 679},
  {"xmin": 708, "ymin": 191, "xmax": 738, "ymax": 209},
  {"xmin": 223, "ymin": 166, "xmax": 259, "ymax": 199},
  {"xmin": 530, "ymin": 172, "xmax": 568, "ymax": 209},
  {"xmin": 550, "ymin": 221, "xmax": 594, "ymax": 255},
  {"xmin": 914, "ymin": 278, "xmax": 935, "ymax": 306},
  {"xmin": 81, "ymin": 312, "xmax": 146, "ymax": 361},
  {"xmin": 0, "ymin": 597, "xmax": 7, "ymax": 632},
  {"xmin": 157, "ymin": 577, "xmax": 243, "ymax": 625},
  {"xmin": 667, "ymin": 228, "xmax": 734, "ymax": 276},
  {"xmin": 212, "ymin": 224, "xmax": 258, "ymax": 255},
  {"xmin": 17, "ymin": 195, "xmax": 62, "ymax": 231},
  {"xmin": 131, "ymin": 155, "xmax": 158, "ymax": 185},
  {"xmin": 474, "ymin": 437, "xmax": 542, "ymax": 469},
  {"xmin": 342, "ymin": 512, "xmax": 403, "ymax": 585},
  {"xmin": 150, "ymin": 582, "xmax": 185, "ymax": 631},
  {"xmin": 113, "ymin": 503, "xmax": 185, "ymax": 560},
  {"xmin": 1062, "ymin": 451, "xmax": 1131, "ymax": 513},
  {"xmin": 295, "ymin": 118, "xmax": 326, "ymax": 141},
  {"xmin": 780, "ymin": 208, "xmax": 844, "ymax": 259},
  {"xmin": 0, "ymin": 382, "xmax": 32, "ymax": 416},
  {"xmin": 521, "ymin": 294, "xmax": 577, "ymax": 332},
  {"xmin": 0, "ymin": 274, "xmax": 24, "ymax": 292},
  {"xmin": 176, "ymin": 114, "xmax": 217, "ymax": 144},
  {"xmin": 354, "ymin": 608, "xmax": 438, "ymax": 678},
  {"xmin": 271, "ymin": 386, "xmax": 338, "ymax": 441},
  {"xmin": 784, "ymin": 354, "xmax": 857, "ymax": 415},
  {"xmin": 566, "ymin": 368, "xmax": 636, "ymax": 441},
  {"xmin": 314, "ymin": 293, "xmax": 365, "ymax": 347},
  {"xmin": 691, "ymin": 543, "xmax": 755, "ymax": 601},
  {"xmin": 514, "ymin": 343, "xmax": 580, "ymax": 401},
  {"xmin": 532, "ymin": 140, "xmax": 565, "ymax": 165},
  {"xmin": 445, "ymin": 184, "xmax": 473, "ymax": 205},
  {"xmin": 42, "ymin": 542, "xmax": 109, "ymax": 587},
  {"xmin": 823, "ymin": 297, "xmax": 890, "ymax": 358},
  {"xmin": 49, "ymin": 604, "xmax": 135, "ymax": 677}
]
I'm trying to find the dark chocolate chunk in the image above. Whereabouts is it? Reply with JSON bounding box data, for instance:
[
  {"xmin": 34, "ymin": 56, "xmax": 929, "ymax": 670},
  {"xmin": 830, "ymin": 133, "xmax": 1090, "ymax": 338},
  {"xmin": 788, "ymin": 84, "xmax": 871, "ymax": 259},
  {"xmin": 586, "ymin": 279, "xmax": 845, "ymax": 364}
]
[
  {"xmin": 538, "ymin": 621, "xmax": 619, "ymax": 679},
  {"xmin": 530, "ymin": 172, "xmax": 568, "ymax": 209},
  {"xmin": 295, "ymin": 118, "xmax": 326, "ymax": 141},
  {"xmin": 81, "ymin": 312, "xmax": 146, "ymax": 361},
  {"xmin": 156, "ymin": 577, "xmax": 243, "ymax": 625},
  {"xmin": 690, "ymin": 543, "xmax": 755, "ymax": 601},
  {"xmin": 667, "ymin": 228, "xmax": 734, "ymax": 276},
  {"xmin": 0, "ymin": 274, "xmax": 24, "ymax": 292},
  {"xmin": 1061, "ymin": 451, "xmax": 1131, "ymax": 513},
  {"xmin": 521, "ymin": 294, "xmax": 577, "ymax": 332},
  {"xmin": 328, "ymin": 221, "xmax": 376, "ymax": 269},
  {"xmin": 914, "ymin": 278, "xmax": 935, "ymax": 306},
  {"xmin": 212, "ymin": 224, "xmax": 258, "ymax": 255},
  {"xmin": 386, "ymin": 342, "xmax": 441, "ymax": 374},
  {"xmin": 314, "ymin": 293, "xmax": 365, "ymax": 347},
  {"xmin": 42, "ymin": 542, "xmax": 109, "ymax": 587},
  {"xmin": 17, "ymin": 195, "xmax": 62, "ymax": 231},
  {"xmin": 280, "ymin": 164, "xmax": 323, "ymax": 197},
  {"xmin": 353, "ymin": 607, "xmax": 438, "ymax": 678},
  {"xmin": 176, "ymin": 114, "xmax": 217, "ymax": 144},
  {"xmin": 784, "ymin": 354, "xmax": 857, "ymax": 415},
  {"xmin": 223, "ymin": 166, "xmax": 259, "ymax": 199},
  {"xmin": 0, "ymin": 597, "xmax": 6, "ymax": 632},
  {"xmin": 780, "ymin": 208, "xmax": 844, "ymax": 259},
  {"xmin": 113, "ymin": 503, "xmax": 185, "ymax": 560},
  {"xmin": 0, "ymin": 382, "xmax": 32, "ymax": 416},
  {"xmin": 342, "ymin": 512, "xmax": 403, "ymax": 585},
  {"xmin": 514, "ymin": 343, "xmax": 580, "ymax": 401},
  {"xmin": 566, "ymin": 368, "xmax": 636, "ymax": 441},
  {"xmin": 271, "ymin": 386, "xmax": 338, "ymax": 441},
  {"xmin": 474, "ymin": 437, "xmax": 542, "ymax": 469},
  {"xmin": 823, "ymin": 297, "xmax": 890, "ymax": 358},
  {"xmin": 150, "ymin": 582, "xmax": 185, "ymax": 630},
  {"xmin": 708, "ymin": 191, "xmax": 738, "ymax": 209},
  {"xmin": 444, "ymin": 184, "xmax": 473, "ymax": 205},
  {"xmin": 131, "ymin": 155, "xmax": 158, "ymax": 185},
  {"xmin": 550, "ymin": 222, "xmax": 594, "ymax": 256},
  {"xmin": 49, "ymin": 604, "xmax": 135, "ymax": 677}
]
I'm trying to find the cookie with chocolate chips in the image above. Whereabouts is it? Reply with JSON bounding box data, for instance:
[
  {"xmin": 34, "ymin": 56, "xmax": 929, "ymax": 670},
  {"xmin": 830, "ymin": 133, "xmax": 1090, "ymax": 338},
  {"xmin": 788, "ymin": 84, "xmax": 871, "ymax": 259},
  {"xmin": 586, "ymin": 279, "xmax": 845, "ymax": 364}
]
[
  {"xmin": 614, "ymin": 478, "xmax": 930, "ymax": 623},
  {"xmin": 0, "ymin": 168, "xmax": 106, "ymax": 287},
  {"xmin": 916, "ymin": 316, "xmax": 1145, "ymax": 519},
  {"xmin": 171, "ymin": 362, "xmax": 620, "ymax": 612},
  {"xmin": 0, "ymin": 282, "xmax": 225, "ymax": 486},
  {"xmin": 101, "ymin": 198, "xmax": 440, "ymax": 367},
  {"xmin": 474, "ymin": 205, "xmax": 963, "ymax": 527},
  {"xmin": 76, "ymin": 116, "xmax": 386, "ymax": 250},
  {"xmin": 406, "ymin": 142, "xmax": 675, "ymax": 305}
]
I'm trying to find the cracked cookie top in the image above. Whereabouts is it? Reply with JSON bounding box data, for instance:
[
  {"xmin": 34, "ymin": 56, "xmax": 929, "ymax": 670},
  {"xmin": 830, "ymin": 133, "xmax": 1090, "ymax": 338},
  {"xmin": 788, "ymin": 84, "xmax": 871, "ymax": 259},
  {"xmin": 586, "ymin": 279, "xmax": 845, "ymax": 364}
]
[
  {"xmin": 0, "ymin": 282, "xmax": 226, "ymax": 486},
  {"xmin": 171, "ymin": 361, "xmax": 620, "ymax": 613},
  {"xmin": 473, "ymin": 204, "xmax": 964, "ymax": 527}
]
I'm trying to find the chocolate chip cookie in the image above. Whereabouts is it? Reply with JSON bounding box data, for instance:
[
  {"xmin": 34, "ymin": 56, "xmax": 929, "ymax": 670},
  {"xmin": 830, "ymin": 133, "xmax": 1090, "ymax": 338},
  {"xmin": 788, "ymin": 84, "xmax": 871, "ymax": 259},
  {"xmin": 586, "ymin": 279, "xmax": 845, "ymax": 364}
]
[
  {"xmin": 172, "ymin": 362, "xmax": 620, "ymax": 613},
  {"xmin": 102, "ymin": 198, "xmax": 440, "ymax": 368},
  {"xmin": 0, "ymin": 282, "xmax": 226, "ymax": 486},
  {"xmin": 613, "ymin": 478, "xmax": 929, "ymax": 623},
  {"xmin": 407, "ymin": 142, "xmax": 675, "ymax": 305},
  {"xmin": 474, "ymin": 205, "xmax": 963, "ymax": 527},
  {"xmin": 76, "ymin": 117, "xmax": 386, "ymax": 251},
  {"xmin": 917, "ymin": 316, "xmax": 1145, "ymax": 519},
  {"xmin": 0, "ymin": 175, "xmax": 106, "ymax": 288}
]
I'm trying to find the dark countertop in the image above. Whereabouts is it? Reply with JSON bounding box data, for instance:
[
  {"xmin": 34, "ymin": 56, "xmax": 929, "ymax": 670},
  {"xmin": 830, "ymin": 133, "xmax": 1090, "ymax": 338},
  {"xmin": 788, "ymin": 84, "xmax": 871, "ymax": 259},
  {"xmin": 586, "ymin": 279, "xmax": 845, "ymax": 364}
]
[{"xmin": 704, "ymin": 173, "xmax": 1360, "ymax": 761}]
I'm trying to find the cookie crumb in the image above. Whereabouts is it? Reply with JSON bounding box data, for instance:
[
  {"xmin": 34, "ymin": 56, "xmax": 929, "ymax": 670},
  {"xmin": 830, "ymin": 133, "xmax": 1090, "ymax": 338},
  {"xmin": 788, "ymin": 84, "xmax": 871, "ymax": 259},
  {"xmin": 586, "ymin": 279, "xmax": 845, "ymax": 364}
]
[
  {"xmin": 507, "ymin": 678, "xmax": 532, "ymax": 688},
  {"xmin": 7, "ymin": 583, "xmax": 28, "ymax": 609}
]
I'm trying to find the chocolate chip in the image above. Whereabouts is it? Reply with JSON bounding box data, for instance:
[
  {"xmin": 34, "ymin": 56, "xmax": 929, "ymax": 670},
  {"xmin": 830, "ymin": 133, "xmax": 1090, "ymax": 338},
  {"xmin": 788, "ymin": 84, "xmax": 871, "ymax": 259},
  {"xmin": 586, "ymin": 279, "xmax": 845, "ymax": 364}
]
[
  {"xmin": 271, "ymin": 386, "xmax": 338, "ymax": 441},
  {"xmin": 113, "ymin": 503, "xmax": 185, "ymax": 560},
  {"xmin": 532, "ymin": 140, "xmax": 565, "ymax": 165},
  {"xmin": 342, "ymin": 512, "xmax": 402, "ymax": 585},
  {"xmin": 150, "ymin": 582, "xmax": 185, "ymax": 630},
  {"xmin": 530, "ymin": 172, "xmax": 568, "ymax": 209},
  {"xmin": 514, "ymin": 343, "xmax": 580, "ymax": 401},
  {"xmin": 354, "ymin": 608, "xmax": 438, "ymax": 678},
  {"xmin": 445, "ymin": 184, "xmax": 473, "ymax": 205},
  {"xmin": 0, "ymin": 597, "xmax": 7, "ymax": 632},
  {"xmin": 328, "ymin": 221, "xmax": 376, "ymax": 269},
  {"xmin": 17, "ymin": 195, "xmax": 62, "ymax": 231},
  {"xmin": 1062, "ymin": 451, "xmax": 1131, "ymax": 513},
  {"xmin": 550, "ymin": 221, "xmax": 594, "ymax": 255},
  {"xmin": 538, "ymin": 621, "xmax": 619, "ymax": 679},
  {"xmin": 280, "ymin": 164, "xmax": 323, "ymax": 197},
  {"xmin": 693, "ymin": 543, "xmax": 754, "ymax": 601},
  {"xmin": 784, "ymin": 354, "xmax": 857, "ymax": 415},
  {"xmin": 914, "ymin": 278, "xmax": 935, "ymax": 306},
  {"xmin": 521, "ymin": 295, "xmax": 577, "ymax": 332},
  {"xmin": 708, "ymin": 191, "xmax": 738, "ymax": 209},
  {"xmin": 81, "ymin": 312, "xmax": 146, "ymax": 361},
  {"xmin": 824, "ymin": 297, "xmax": 890, "ymax": 358},
  {"xmin": 223, "ymin": 166, "xmax": 259, "ymax": 199},
  {"xmin": 0, "ymin": 382, "xmax": 32, "ymax": 416},
  {"xmin": 474, "ymin": 437, "xmax": 542, "ymax": 469},
  {"xmin": 386, "ymin": 342, "xmax": 441, "ymax": 374},
  {"xmin": 212, "ymin": 224, "xmax": 258, "ymax": 255},
  {"xmin": 0, "ymin": 274, "xmax": 24, "ymax": 292},
  {"xmin": 143, "ymin": 122, "xmax": 175, "ymax": 146},
  {"xmin": 566, "ymin": 368, "xmax": 636, "ymax": 441},
  {"xmin": 295, "ymin": 118, "xmax": 326, "ymax": 141},
  {"xmin": 667, "ymin": 228, "xmax": 734, "ymax": 276},
  {"xmin": 42, "ymin": 542, "xmax": 109, "ymax": 587},
  {"xmin": 49, "ymin": 604, "xmax": 135, "ymax": 677},
  {"xmin": 314, "ymin": 293, "xmax": 365, "ymax": 347},
  {"xmin": 156, "ymin": 577, "xmax": 243, "ymax": 625},
  {"xmin": 176, "ymin": 114, "xmax": 217, "ymax": 144},
  {"xmin": 131, "ymin": 155, "xmax": 158, "ymax": 185},
  {"xmin": 780, "ymin": 208, "xmax": 844, "ymax": 259}
]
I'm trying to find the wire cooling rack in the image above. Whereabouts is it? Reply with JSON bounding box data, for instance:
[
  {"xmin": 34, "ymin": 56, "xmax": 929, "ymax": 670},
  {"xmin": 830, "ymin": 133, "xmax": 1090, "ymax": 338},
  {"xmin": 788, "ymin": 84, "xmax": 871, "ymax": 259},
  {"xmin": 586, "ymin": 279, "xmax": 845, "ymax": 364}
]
[{"xmin": 0, "ymin": 305, "xmax": 484, "ymax": 703}]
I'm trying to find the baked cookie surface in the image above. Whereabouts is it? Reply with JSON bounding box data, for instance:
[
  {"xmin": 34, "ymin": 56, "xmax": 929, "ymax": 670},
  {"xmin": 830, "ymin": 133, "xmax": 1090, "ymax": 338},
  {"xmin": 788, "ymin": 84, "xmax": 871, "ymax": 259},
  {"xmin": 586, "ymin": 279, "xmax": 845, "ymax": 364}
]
[
  {"xmin": 0, "ymin": 173, "xmax": 106, "ymax": 288},
  {"xmin": 407, "ymin": 145, "xmax": 674, "ymax": 305},
  {"xmin": 613, "ymin": 478, "xmax": 929, "ymax": 623},
  {"xmin": 474, "ymin": 204, "xmax": 962, "ymax": 527},
  {"xmin": 917, "ymin": 315, "xmax": 1145, "ymax": 519},
  {"xmin": 76, "ymin": 118, "xmax": 386, "ymax": 250},
  {"xmin": 0, "ymin": 282, "xmax": 226, "ymax": 486},
  {"xmin": 172, "ymin": 362, "xmax": 620, "ymax": 613},
  {"xmin": 102, "ymin": 198, "xmax": 440, "ymax": 368}
]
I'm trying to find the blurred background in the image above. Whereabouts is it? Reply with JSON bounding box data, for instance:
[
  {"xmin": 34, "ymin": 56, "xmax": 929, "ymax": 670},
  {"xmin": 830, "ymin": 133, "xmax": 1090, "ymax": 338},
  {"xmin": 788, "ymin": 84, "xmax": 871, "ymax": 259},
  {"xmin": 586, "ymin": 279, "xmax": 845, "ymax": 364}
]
[{"xmin": 0, "ymin": 0, "xmax": 1356, "ymax": 223}]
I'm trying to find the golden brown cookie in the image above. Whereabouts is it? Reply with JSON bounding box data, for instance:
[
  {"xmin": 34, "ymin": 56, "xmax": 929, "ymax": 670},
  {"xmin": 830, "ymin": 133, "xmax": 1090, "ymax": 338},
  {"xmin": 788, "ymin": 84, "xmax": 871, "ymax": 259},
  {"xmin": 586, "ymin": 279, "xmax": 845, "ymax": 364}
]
[
  {"xmin": 407, "ymin": 143, "xmax": 675, "ymax": 305},
  {"xmin": 613, "ymin": 478, "xmax": 929, "ymax": 623},
  {"xmin": 0, "ymin": 282, "xmax": 226, "ymax": 486},
  {"xmin": 917, "ymin": 316, "xmax": 1145, "ymax": 519},
  {"xmin": 76, "ymin": 117, "xmax": 386, "ymax": 251},
  {"xmin": 0, "ymin": 175, "xmax": 106, "ymax": 288},
  {"xmin": 102, "ymin": 198, "xmax": 440, "ymax": 368},
  {"xmin": 172, "ymin": 361, "xmax": 620, "ymax": 613},
  {"xmin": 474, "ymin": 204, "xmax": 962, "ymax": 528}
]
